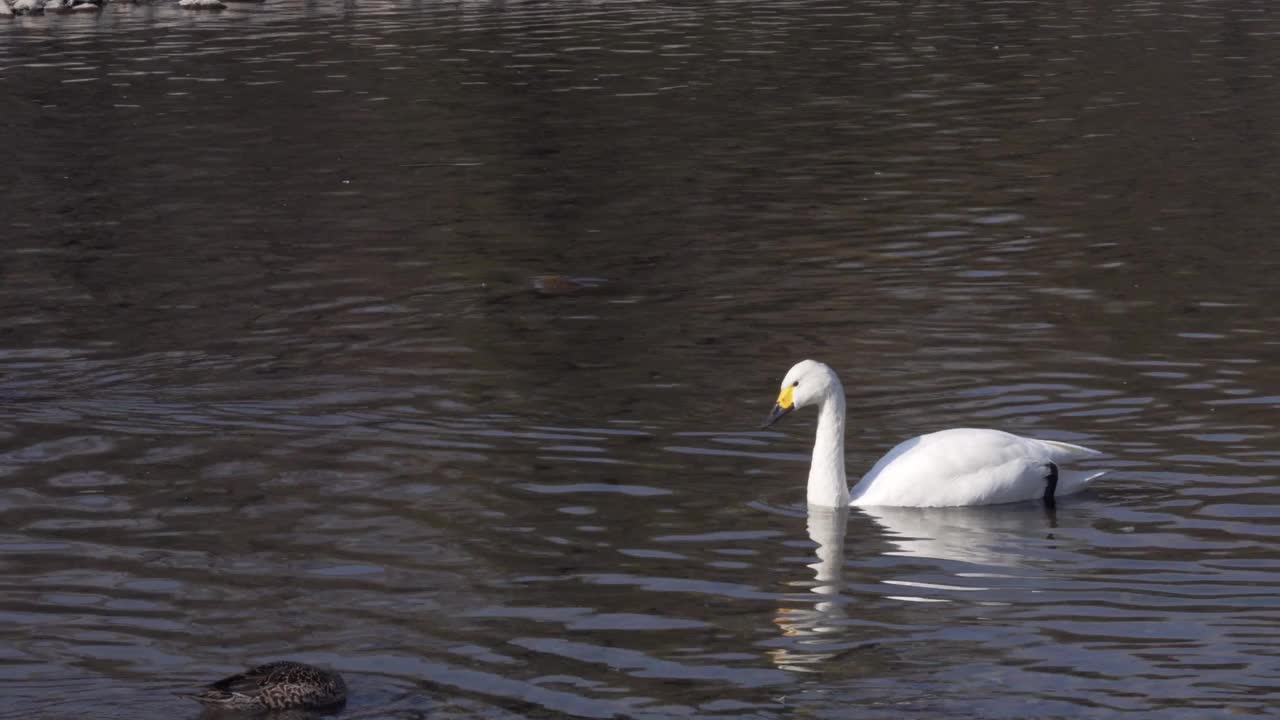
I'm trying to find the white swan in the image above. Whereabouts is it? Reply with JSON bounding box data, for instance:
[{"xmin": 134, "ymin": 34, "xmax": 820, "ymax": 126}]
[{"xmin": 762, "ymin": 360, "xmax": 1105, "ymax": 508}]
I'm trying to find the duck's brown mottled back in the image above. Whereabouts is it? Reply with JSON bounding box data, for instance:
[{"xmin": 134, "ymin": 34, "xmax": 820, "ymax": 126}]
[{"xmin": 191, "ymin": 661, "xmax": 347, "ymax": 712}]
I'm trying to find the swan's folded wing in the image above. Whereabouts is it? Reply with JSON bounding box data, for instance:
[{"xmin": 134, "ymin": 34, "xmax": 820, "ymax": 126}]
[{"xmin": 854, "ymin": 429, "xmax": 1099, "ymax": 507}]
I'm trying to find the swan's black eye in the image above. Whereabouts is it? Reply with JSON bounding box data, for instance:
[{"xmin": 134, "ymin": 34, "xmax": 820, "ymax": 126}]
[{"xmin": 792, "ymin": 381, "xmax": 800, "ymax": 387}]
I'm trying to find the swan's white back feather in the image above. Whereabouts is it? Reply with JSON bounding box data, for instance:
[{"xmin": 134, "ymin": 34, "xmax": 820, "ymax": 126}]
[{"xmin": 851, "ymin": 428, "xmax": 1104, "ymax": 508}]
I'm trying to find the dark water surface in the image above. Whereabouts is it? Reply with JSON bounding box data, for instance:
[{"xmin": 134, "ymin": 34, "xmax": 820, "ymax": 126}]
[{"xmin": 3, "ymin": 1, "xmax": 1280, "ymax": 718}]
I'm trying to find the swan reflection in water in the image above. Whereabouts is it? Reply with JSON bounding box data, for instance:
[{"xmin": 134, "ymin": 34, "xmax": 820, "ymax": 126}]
[
  {"xmin": 769, "ymin": 502, "xmax": 1064, "ymax": 670},
  {"xmin": 769, "ymin": 505, "xmax": 851, "ymax": 672},
  {"xmin": 862, "ymin": 503, "xmax": 1059, "ymax": 568},
  {"xmin": 859, "ymin": 503, "xmax": 1066, "ymax": 604}
]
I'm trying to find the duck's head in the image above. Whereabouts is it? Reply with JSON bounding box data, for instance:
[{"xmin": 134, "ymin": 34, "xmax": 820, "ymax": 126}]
[{"xmin": 761, "ymin": 359, "xmax": 839, "ymax": 429}]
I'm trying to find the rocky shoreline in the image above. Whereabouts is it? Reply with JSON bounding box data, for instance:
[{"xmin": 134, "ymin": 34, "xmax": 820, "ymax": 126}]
[{"xmin": 1, "ymin": 0, "xmax": 229, "ymax": 14}]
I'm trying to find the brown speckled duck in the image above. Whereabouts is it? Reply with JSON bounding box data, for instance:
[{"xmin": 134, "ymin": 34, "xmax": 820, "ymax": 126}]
[{"xmin": 188, "ymin": 661, "xmax": 347, "ymax": 713}]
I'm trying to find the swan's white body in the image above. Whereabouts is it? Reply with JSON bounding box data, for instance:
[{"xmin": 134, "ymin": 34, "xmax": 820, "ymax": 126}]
[{"xmin": 764, "ymin": 360, "xmax": 1105, "ymax": 508}]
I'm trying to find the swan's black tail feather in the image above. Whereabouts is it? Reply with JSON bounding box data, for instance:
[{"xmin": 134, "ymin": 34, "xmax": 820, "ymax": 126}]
[{"xmin": 1043, "ymin": 462, "xmax": 1059, "ymax": 508}]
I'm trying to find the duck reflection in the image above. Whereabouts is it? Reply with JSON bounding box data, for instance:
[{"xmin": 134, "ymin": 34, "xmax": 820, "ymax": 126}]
[{"xmin": 768, "ymin": 505, "xmax": 850, "ymax": 672}]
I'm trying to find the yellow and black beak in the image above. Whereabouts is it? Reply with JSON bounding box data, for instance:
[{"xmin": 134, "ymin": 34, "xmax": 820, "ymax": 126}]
[{"xmin": 760, "ymin": 385, "xmax": 795, "ymax": 429}]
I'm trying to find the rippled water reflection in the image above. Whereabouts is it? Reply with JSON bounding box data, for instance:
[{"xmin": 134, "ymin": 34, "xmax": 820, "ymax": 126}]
[{"xmin": 3, "ymin": 0, "xmax": 1280, "ymax": 718}]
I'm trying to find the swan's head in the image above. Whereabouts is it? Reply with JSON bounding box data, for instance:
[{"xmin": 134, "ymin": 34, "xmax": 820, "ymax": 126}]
[{"xmin": 761, "ymin": 359, "xmax": 840, "ymax": 429}]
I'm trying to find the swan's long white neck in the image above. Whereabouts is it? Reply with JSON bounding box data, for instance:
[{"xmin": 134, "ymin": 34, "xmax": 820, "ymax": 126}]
[{"xmin": 807, "ymin": 382, "xmax": 850, "ymax": 507}]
